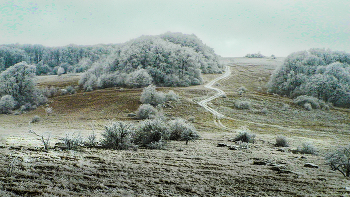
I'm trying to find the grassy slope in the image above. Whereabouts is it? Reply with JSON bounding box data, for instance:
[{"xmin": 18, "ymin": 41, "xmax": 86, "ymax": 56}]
[{"xmin": 0, "ymin": 57, "xmax": 350, "ymax": 196}]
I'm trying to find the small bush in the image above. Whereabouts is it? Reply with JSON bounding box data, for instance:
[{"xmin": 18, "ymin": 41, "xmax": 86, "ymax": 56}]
[
  {"xmin": 169, "ymin": 118, "xmax": 199, "ymax": 144},
  {"xmin": 232, "ymin": 128, "xmax": 255, "ymax": 143},
  {"xmin": 57, "ymin": 67, "xmax": 65, "ymax": 76},
  {"xmin": 45, "ymin": 107, "xmax": 53, "ymax": 115},
  {"xmin": 304, "ymin": 103, "xmax": 312, "ymax": 111},
  {"xmin": 260, "ymin": 108, "xmax": 268, "ymax": 114},
  {"xmin": 275, "ymin": 136, "xmax": 289, "ymax": 147},
  {"xmin": 66, "ymin": 86, "xmax": 76, "ymax": 94},
  {"xmin": 282, "ymin": 103, "xmax": 290, "ymax": 111},
  {"xmin": 134, "ymin": 119, "xmax": 169, "ymax": 149},
  {"xmin": 0, "ymin": 95, "xmax": 16, "ymax": 114},
  {"xmin": 136, "ymin": 104, "xmax": 158, "ymax": 119},
  {"xmin": 325, "ymin": 145, "xmax": 350, "ymax": 177},
  {"xmin": 238, "ymin": 86, "xmax": 248, "ymax": 93},
  {"xmin": 31, "ymin": 115, "xmax": 41, "ymax": 123},
  {"xmin": 165, "ymin": 90, "xmax": 179, "ymax": 102},
  {"xmin": 234, "ymin": 100, "xmax": 251, "ymax": 110},
  {"xmin": 140, "ymin": 85, "xmax": 165, "ymax": 106},
  {"xmin": 297, "ymin": 142, "xmax": 317, "ymax": 155},
  {"xmin": 60, "ymin": 133, "xmax": 83, "ymax": 150},
  {"xmin": 60, "ymin": 89, "xmax": 69, "ymax": 95},
  {"xmin": 84, "ymin": 131, "xmax": 97, "ymax": 147},
  {"xmin": 181, "ymin": 127, "xmax": 200, "ymax": 145},
  {"xmin": 294, "ymin": 95, "xmax": 328, "ymax": 110},
  {"xmin": 101, "ymin": 121, "xmax": 135, "ymax": 150}
]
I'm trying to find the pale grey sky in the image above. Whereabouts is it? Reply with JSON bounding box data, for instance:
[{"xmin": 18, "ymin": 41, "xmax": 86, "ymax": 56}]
[{"xmin": 0, "ymin": 0, "xmax": 349, "ymax": 57}]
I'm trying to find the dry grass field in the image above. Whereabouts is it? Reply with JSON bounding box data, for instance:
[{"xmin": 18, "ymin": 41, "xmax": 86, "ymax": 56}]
[{"xmin": 1, "ymin": 57, "xmax": 350, "ymax": 196}]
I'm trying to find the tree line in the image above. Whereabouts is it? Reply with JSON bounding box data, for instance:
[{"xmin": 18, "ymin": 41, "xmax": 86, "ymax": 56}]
[
  {"xmin": 0, "ymin": 44, "xmax": 116, "ymax": 75},
  {"xmin": 79, "ymin": 32, "xmax": 223, "ymax": 90},
  {"xmin": 268, "ymin": 48, "xmax": 350, "ymax": 108}
]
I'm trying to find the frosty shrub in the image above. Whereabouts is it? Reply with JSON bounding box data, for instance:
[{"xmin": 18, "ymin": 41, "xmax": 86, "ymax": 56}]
[
  {"xmin": 245, "ymin": 52, "xmax": 265, "ymax": 58},
  {"xmin": 268, "ymin": 48, "xmax": 350, "ymax": 108},
  {"xmin": 234, "ymin": 100, "xmax": 251, "ymax": 110},
  {"xmin": 304, "ymin": 103, "xmax": 312, "ymax": 111},
  {"xmin": 60, "ymin": 133, "xmax": 83, "ymax": 150},
  {"xmin": 232, "ymin": 128, "xmax": 255, "ymax": 143},
  {"xmin": 293, "ymin": 95, "xmax": 328, "ymax": 110},
  {"xmin": 57, "ymin": 67, "xmax": 65, "ymax": 76},
  {"xmin": 0, "ymin": 62, "xmax": 46, "ymax": 107},
  {"xmin": 60, "ymin": 89, "xmax": 68, "ymax": 96},
  {"xmin": 126, "ymin": 69, "xmax": 153, "ymax": 88},
  {"xmin": 101, "ymin": 121, "xmax": 135, "ymax": 150},
  {"xmin": 31, "ymin": 115, "xmax": 41, "ymax": 123},
  {"xmin": 136, "ymin": 104, "xmax": 158, "ymax": 119},
  {"xmin": 275, "ymin": 136, "xmax": 289, "ymax": 147},
  {"xmin": 297, "ymin": 142, "xmax": 317, "ymax": 155},
  {"xmin": 134, "ymin": 119, "xmax": 170, "ymax": 149},
  {"xmin": 66, "ymin": 86, "xmax": 76, "ymax": 94},
  {"xmin": 140, "ymin": 85, "xmax": 165, "ymax": 106},
  {"xmin": 238, "ymin": 86, "xmax": 247, "ymax": 93},
  {"xmin": 180, "ymin": 126, "xmax": 200, "ymax": 145},
  {"xmin": 84, "ymin": 131, "xmax": 97, "ymax": 147},
  {"xmin": 169, "ymin": 118, "xmax": 199, "ymax": 144},
  {"xmin": 165, "ymin": 90, "xmax": 179, "ymax": 102},
  {"xmin": 0, "ymin": 95, "xmax": 16, "ymax": 114},
  {"xmin": 325, "ymin": 145, "xmax": 350, "ymax": 177}
]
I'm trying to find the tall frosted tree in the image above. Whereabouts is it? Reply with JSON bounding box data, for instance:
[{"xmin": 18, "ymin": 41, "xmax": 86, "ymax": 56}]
[{"xmin": 0, "ymin": 62, "xmax": 45, "ymax": 106}]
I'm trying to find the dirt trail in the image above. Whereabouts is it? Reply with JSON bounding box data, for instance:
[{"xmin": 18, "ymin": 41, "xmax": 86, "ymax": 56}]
[
  {"xmin": 197, "ymin": 65, "xmax": 324, "ymax": 134},
  {"xmin": 197, "ymin": 66, "xmax": 231, "ymax": 119}
]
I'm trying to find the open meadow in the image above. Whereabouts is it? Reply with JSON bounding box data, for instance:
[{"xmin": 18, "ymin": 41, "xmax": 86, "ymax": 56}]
[{"xmin": 1, "ymin": 57, "xmax": 350, "ymax": 196}]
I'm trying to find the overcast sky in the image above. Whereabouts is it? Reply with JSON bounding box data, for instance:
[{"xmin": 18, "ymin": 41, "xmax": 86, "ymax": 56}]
[{"xmin": 0, "ymin": 0, "xmax": 349, "ymax": 57}]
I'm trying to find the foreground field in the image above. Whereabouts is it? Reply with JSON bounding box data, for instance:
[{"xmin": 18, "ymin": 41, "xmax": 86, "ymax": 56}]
[{"xmin": 1, "ymin": 57, "xmax": 350, "ymax": 196}]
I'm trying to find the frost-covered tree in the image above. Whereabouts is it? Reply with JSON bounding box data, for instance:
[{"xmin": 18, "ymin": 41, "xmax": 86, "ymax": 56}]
[
  {"xmin": 126, "ymin": 69, "xmax": 153, "ymax": 88},
  {"xmin": 140, "ymin": 85, "xmax": 165, "ymax": 106},
  {"xmin": 79, "ymin": 32, "xmax": 223, "ymax": 90},
  {"xmin": 0, "ymin": 95, "xmax": 16, "ymax": 114},
  {"xmin": 268, "ymin": 48, "xmax": 350, "ymax": 107},
  {"xmin": 0, "ymin": 62, "xmax": 46, "ymax": 107}
]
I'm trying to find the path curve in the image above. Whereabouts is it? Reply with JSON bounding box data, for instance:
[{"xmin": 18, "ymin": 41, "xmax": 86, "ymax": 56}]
[
  {"xmin": 197, "ymin": 65, "xmax": 324, "ymax": 134},
  {"xmin": 198, "ymin": 66, "xmax": 231, "ymax": 119}
]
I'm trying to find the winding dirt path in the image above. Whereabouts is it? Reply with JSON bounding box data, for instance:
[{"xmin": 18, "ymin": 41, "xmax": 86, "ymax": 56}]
[
  {"xmin": 197, "ymin": 65, "xmax": 324, "ymax": 134},
  {"xmin": 198, "ymin": 66, "xmax": 231, "ymax": 119}
]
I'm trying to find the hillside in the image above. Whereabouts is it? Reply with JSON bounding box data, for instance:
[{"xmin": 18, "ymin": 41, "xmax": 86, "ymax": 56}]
[{"xmin": 0, "ymin": 57, "xmax": 350, "ymax": 196}]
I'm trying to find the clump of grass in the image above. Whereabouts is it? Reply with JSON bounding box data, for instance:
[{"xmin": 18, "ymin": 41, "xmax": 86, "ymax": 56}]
[
  {"xmin": 275, "ymin": 136, "xmax": 289, "ymax": 147},
  {"xmin": 237, "ymin": 86, "xmax": 248, "ymax": 95},
  {"xmin": 232, "ymin": 128, "xmax": 255, "ymax": 143},
  {"xmin": 84, "ymin": 131, "xmax": 97, "ymax": 147},
  {"xmin": 325, "ymin": 145, "xmax": 350, "ymax": 177},
  {"xmin": 66, "ymin": 86, "xmax": 76, "ymax": 94},
  {"xmin": 293, "ymin": 95, "xmax": 329, "ymax": 110},
  {"xmin": 60, "ymin": 133, "xmax": 83, "ymax": 150},
  {"xmin": 29, "ymin": 130, "xmax": 51, "ymax": 151},
  {"xmin": 30, "ymin": 115, "xmax": 41, "ymax": 123},
  {"xmin": 234, "ymin": 100, "xmax": 251, "ymax": 110},
  {"xmin": 297, "ymin": 142, "xmax": 317, "ymax": 155}
]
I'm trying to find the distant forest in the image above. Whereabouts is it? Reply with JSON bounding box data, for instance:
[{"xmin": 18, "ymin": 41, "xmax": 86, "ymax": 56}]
[{"xmin": 0, "ymin": 43, "xmax": 116, "ymax": 75}]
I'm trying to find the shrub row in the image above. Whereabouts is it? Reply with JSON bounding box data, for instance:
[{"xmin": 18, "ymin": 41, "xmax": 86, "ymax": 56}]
[{"xmin": 101, "ymin": 118, "xmax": 199, "ymax": 150}]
